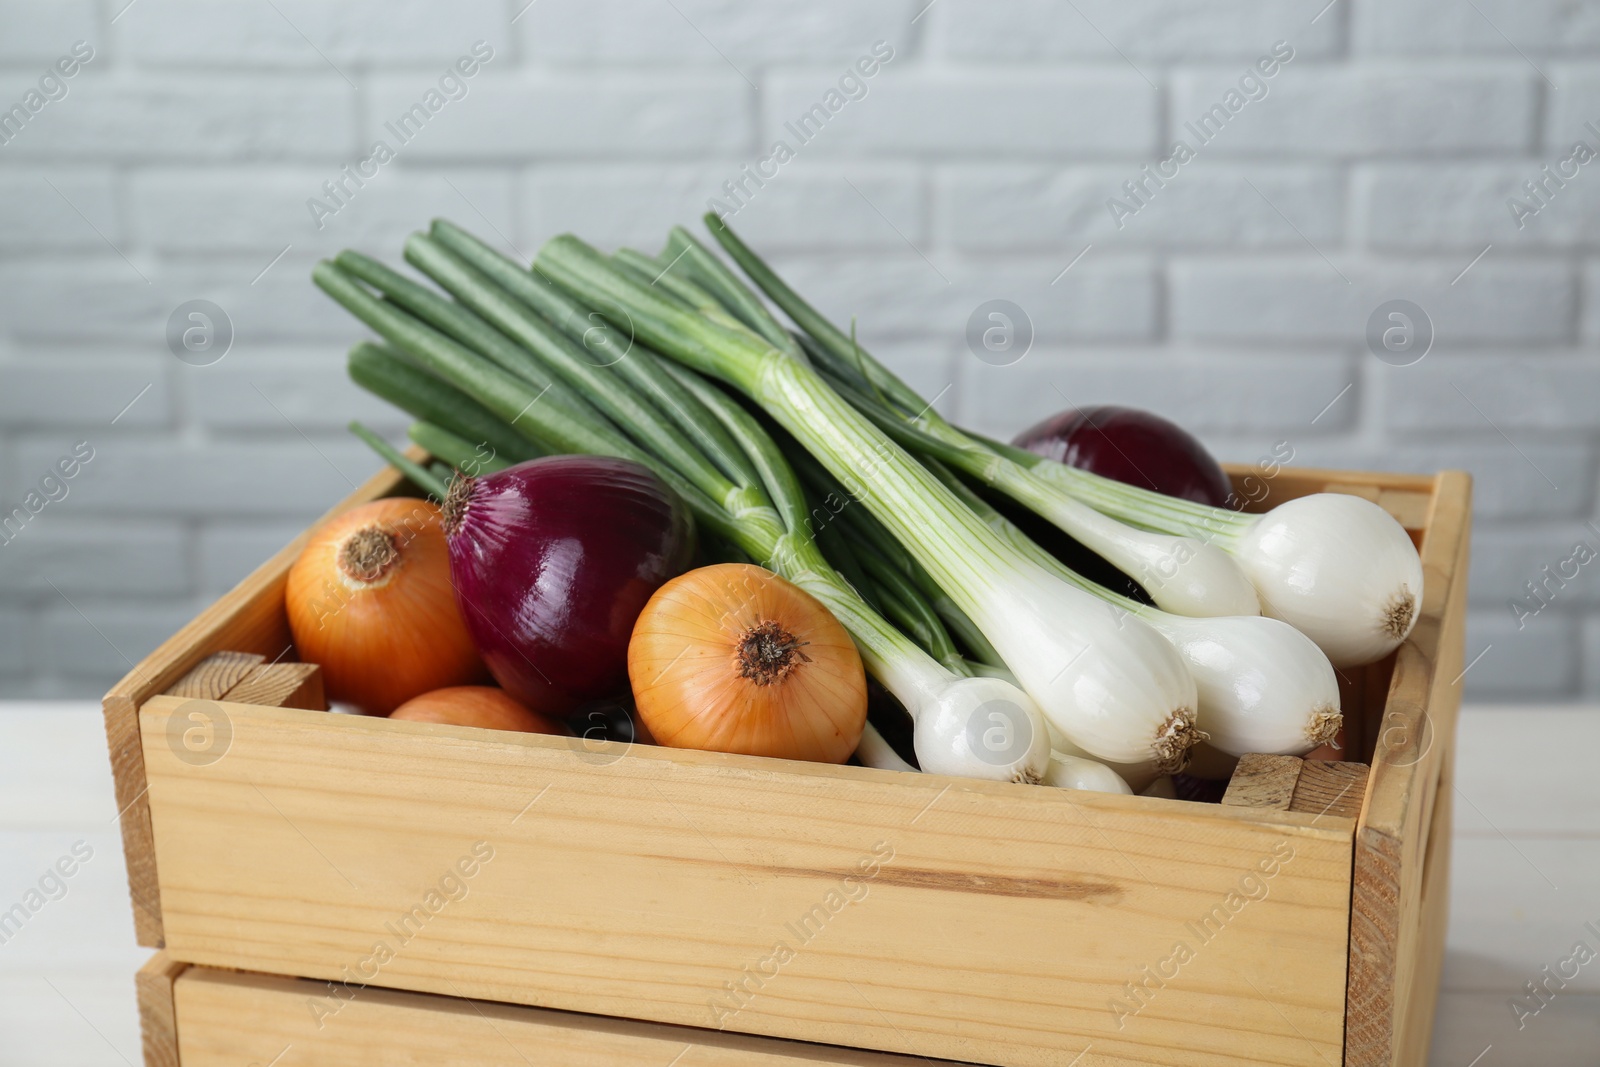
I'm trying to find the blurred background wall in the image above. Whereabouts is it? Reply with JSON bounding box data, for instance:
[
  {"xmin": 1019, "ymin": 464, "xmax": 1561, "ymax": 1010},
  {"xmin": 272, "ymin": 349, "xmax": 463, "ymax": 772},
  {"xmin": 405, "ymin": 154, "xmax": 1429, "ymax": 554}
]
[{"xmin": 0, "ymin": 0, "xmax": 1593, "ymax": 700}]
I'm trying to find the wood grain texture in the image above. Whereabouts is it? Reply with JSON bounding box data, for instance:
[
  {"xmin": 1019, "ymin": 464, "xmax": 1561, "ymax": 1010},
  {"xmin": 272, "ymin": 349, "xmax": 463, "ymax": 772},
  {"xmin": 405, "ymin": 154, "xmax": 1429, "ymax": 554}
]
[
  {"xmin": 141, "ymin": 695, "xmax": 1355, "ymax": 1067},
  {"xmin": 1221, "ymin": 754, "xmax": 1302, "ymax": 811},
  {"xmin": 166, "ymin": 651, "xmax": 264, "ymax": 700},
  {"xmin": 136, "ymin": 951, "xmax": 188, "ymax": 1067},
  {"xmin": 222, "ymin": 662, "xmax": 326, "ymax": 710},
  {"xmin": 1291, "ymin": 762, "xmax": 1370, "ymax": 821},
  {"xmin": 1346, "ymin": 470, "xmax": 1471, "ymax": 1067},
  {"xmin": 101, "ymin": 460, "xmax": 409, "ymax": 948},
  {"xmin": 172, "ymin": 965, "xmax": 952, "ymax": 1066}
]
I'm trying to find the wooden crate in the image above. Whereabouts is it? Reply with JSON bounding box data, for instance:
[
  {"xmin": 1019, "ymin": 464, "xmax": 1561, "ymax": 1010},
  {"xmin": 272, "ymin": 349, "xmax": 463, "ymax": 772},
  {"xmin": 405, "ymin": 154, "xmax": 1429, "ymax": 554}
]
[
  {"xmin": 137, "ymin": 951, "xmax": 968, "ymax": 1066},
  {"xmin": 104, "ymin": 461, "xmax": 1470, "ymax": 1067}
]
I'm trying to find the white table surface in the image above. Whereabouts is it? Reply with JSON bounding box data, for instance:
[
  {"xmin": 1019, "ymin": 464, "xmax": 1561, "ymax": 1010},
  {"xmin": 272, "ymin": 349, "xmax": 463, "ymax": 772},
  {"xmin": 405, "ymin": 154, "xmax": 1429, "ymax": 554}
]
[{"xmin": 1, "ymin": 702, "xmax": 1595, "ymax": 1067}]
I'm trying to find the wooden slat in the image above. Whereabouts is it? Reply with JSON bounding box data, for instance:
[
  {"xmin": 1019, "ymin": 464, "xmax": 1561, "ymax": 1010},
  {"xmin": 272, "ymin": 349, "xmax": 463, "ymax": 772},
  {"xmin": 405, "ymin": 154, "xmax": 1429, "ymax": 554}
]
[
  {"xmin": 1326, "ymin": 482, "xmax": 1381, "ymax": 504},
  {"xmin": 1374, "ymin": 490, "xmax": 1433, "ymax": 532},
  {"xmin": 136, "ymin": 951, "xmax": 188, "ymax": 1067},
  {"xmin": 1346, "ymin": 470, "xmax": 1471, "ymax": 1067},
  {"xmin": 143, "ymin": 696, "xmax": 1356, "ymax": 1067},
  {"xmin": 1222, "ymin": 464, "xmax": 1436, "ymax": 527},
  {"xmin": 165, "ymin": 652, "xmax": 263, "ymax": 700},
  {"xmin": 1222, "ymin": 756, "xmax": 1371, "ymax": 823},
  {"xmin": 1399, "ymin": 752, "xmax": 1454, "ymax": 1067},
  {"xmin": 1220, "ymin": 753, "xmax": 1302, "ymax": 811},
  {"xmin": 221, "ymin": 662, "xmax": 325, "ymax": 710},
  {"xmin": 102, "ymin": 458, "xmax": 412, "ymax": 947},
  {"xmin": 173, "ymin": 964, "xmax": 941, "ymax": 1066},
  {"xmin": 1292, "ymin": 762, "xmax": 1371, "ymax": 821}
]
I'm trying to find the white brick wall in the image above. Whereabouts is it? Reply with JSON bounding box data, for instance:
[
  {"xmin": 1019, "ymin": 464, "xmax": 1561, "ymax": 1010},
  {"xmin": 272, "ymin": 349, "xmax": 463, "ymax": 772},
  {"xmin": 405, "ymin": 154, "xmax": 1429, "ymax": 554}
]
[{"xmin": 0, "ymin": 0, "xmax": 1593, "ymax": 702}]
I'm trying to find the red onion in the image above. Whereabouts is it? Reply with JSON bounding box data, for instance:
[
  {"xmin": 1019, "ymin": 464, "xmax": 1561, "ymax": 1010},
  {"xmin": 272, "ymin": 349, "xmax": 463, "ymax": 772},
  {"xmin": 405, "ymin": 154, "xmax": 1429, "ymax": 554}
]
[
  {"xmin": 1012, "ymin": 405, "xmax": 1232, "ymax": 508},
  {"xmin": 442, "ymin": 456, "xmax": 694, "ymax": 714}
]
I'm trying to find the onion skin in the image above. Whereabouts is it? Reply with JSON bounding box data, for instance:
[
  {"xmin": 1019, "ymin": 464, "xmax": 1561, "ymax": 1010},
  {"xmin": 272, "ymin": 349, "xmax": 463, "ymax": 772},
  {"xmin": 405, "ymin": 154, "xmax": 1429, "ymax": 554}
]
[
  {"xmin": 1144, "ymin": 613, "xmax": 1341, "ymax": 757},
  {"xmin": 1012, "ymin": 404, "xmax": 1232, "ymax": 508},
  {"xmin": 629, "ymin": 563, "xmax": 868, "ymax": 764},
  {"xmin": 390, "ymin": 686, "xmax": 570, "ymax": 735},
  {"xmin": 1043, "ymin": 752, "xmax": 1133, "ymax": 794},
  {"xmin": 287, "ymin": 498, "xmax": 486, "ymax": 714},
  {"xmin": 1234, "ymin": 494, "xmax": 1424, "ymax": 667},
  {"xmin": 446, "ymin": 456, "xmax": 695, "ymax": 715}
]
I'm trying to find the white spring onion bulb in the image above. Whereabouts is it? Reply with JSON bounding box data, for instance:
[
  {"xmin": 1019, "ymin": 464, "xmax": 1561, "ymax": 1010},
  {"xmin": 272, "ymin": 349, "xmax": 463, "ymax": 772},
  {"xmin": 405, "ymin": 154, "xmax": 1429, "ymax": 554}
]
[
  {"xmin": 985, "ymin": 462, "xmax": 1260, "ymax": 618},
  {"xmin": 857, "ymin": 710, "xmax": 1129, "ymax": 795},
  {"xmin": 1141, "ymin": 613, "xmax": 1341, "ymax": 756},
  {"xmin": 956, "ymin": 478, "xmax": 1343, "ymax": 761},
  {"xmin": 969, "ymin": 565, "xmax": 1201, "ymax": 772},
  {"xmin": 1049, "ymin": 727, "xmax": 1159, "ymax": 792},
  {"xmin": 801, "ymin": 578, "xmax": 1053, "ymax": 786},
  {"xmin": 1044, "ymin": 752, "xmax": 1133, "ymax": 794},
  {"xmin": 1231, "ymin": 494, "xmax": 1424, "ymax": 668},
  {"xmin": 906, "ymin": 674, "xmax": 1054, "ymax": 783},
  {"xmin": 855, "ymin": 721, "xmax": 915, "ymax": 772},
  {"xmin": 979, "ymin": 661, "xmax": 1163, "ymax": 792},
  {"xmin": 743, "ymin": 358, "xmax": 1203, "ymax": 776},
  {"xmin": 1029, "ymin": 463, "xmax": 1424, "ymax": 668}
]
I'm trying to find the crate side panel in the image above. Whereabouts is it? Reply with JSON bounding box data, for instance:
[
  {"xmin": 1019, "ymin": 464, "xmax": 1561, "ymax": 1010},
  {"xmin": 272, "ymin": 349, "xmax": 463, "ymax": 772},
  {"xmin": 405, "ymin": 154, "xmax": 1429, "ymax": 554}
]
[
  {"xmin": 1347, "ymin": 470, "xmax": 1470, "ymax": 1067},
  {"xmin": 174, "ymin": 965, "xmax": 949, "ymax": 1066},
  {"xmin": 144, "ymin": 700, "xmax": 1353, "ymax": 1067},
  {"xmin": 136, "ymin": 952, "xmax": 187, "ymax": 1067}
]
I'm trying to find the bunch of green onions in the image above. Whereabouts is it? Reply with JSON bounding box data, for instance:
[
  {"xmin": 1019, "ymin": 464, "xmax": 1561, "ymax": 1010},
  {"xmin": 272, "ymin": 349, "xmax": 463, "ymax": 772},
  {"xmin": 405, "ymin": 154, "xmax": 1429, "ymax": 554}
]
[
  {"xmin": 315, "ymin": 221, "xmax": 1054, "ymax": 785},
  {"xmin": 317, "ymin": 213, "xmax": 1424, "ymax": 785}
]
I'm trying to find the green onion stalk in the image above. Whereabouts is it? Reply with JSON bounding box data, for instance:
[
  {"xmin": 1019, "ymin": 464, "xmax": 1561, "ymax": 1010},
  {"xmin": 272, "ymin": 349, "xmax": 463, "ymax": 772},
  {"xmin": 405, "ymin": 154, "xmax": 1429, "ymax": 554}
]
[
  {"xmin": 314, "ymin": 224, "xmax": 1051, "ymax": 783},
  {"xmin": 532, "ymin": 228, "xmax": 1202, "ymax": 773},
  {"xmin": 707, "ymin": 222, "xmax": 1259, "ymax": 620},
  {"xmin": 698, "ymin": 221, "xmax": 1348, "ymax": 757},
  {"xmin": 710, "ymin": 220, "xmax": 1422, "ymax": 668}
]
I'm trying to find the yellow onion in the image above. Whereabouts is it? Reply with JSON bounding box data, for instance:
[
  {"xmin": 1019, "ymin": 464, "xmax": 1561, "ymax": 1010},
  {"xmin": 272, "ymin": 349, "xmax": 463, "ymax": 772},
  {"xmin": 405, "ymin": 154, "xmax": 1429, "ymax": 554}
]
[
  {"xmin": 287, "ymin": 498, "xmax": 485, "ymax": 713},
  {"xmin": 390, "ymin": 686, "xmax": 569, "ymax": 735},
  {"xmin": 628, "ymin": 563, "xmax": 866, "ymax": 763}
]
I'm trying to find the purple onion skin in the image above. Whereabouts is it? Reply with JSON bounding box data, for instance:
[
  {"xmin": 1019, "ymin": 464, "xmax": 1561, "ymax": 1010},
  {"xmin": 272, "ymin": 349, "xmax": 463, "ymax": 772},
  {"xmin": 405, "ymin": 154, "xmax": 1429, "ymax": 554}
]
[
  {"xmin": 445, "ymin": 456, "xmax": 694, "ymax": 714},
  {"xmin": 1011, "ymin": 404, "xmax": 1232, "ymax": 508}
]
